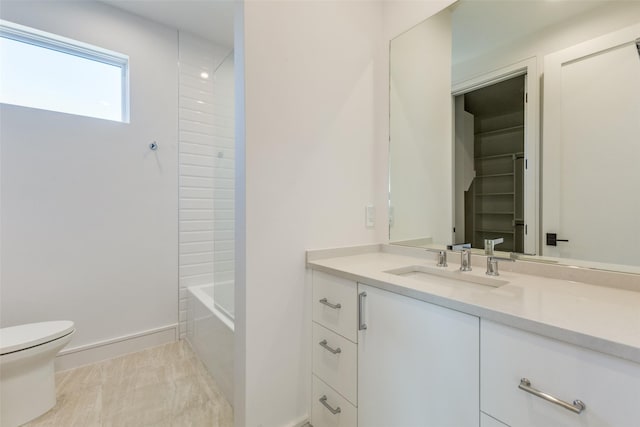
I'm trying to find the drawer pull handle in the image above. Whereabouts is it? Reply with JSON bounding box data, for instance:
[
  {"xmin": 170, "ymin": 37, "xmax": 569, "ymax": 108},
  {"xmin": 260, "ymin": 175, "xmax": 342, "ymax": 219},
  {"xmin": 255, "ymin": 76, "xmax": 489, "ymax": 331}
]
[
  {"xmin": 319, "ymin": 339, "xmax": 342, "ymax": 354},
  {"xmin": 319, "ymin": 298, "xmax": 341, "ymax": 309},
  {"xmin": 319, "ymin": 395, "xmax": 342, "ymax": 415},
  {"xmin": 519, "ymin": 378, "xmax": 586, "ymax": 414},
  {"xmin": 358, "ymin": 292, "xmax": 367, "ymax": 330}
]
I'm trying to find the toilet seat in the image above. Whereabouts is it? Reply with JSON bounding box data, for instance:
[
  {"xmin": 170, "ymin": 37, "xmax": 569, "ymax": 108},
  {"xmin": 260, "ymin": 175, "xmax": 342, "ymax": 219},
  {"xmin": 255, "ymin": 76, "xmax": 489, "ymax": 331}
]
[{"xmin": 0, "ymin": 321, "xmax": 75, "ymax": 355}]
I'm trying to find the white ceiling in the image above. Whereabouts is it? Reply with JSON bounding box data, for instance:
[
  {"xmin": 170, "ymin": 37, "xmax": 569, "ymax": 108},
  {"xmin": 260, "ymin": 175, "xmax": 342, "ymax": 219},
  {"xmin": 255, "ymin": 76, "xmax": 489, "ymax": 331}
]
[
  {"xmin": 104, "ymin": 0, "xmax": 610, "ymax": 56},
  {"xmin": 452, "ymin": 0, "xmax": 611, "ymax": 64},
  {"xmin": 103, "ymin": 0, "xmax": 234, "ymax": 47}
]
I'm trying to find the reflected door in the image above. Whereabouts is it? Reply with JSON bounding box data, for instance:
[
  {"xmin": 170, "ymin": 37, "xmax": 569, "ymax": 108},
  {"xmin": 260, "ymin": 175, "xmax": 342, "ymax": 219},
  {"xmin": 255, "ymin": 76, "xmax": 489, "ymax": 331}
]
[{"xmin": 542, "ymin": 23, "xmax": 640, "ymax": 265}]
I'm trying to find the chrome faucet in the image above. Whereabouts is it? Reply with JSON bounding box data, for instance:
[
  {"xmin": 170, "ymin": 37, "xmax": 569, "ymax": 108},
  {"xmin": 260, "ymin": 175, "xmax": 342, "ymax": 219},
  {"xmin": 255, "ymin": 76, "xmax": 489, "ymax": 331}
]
[
  {"xmin": 486, "ymin": 256, "xmax": 514, "ymax": 276},
  {"xmin": 436, "ymin": 250, "xmax": 447, "ymax": 267},
  {"xmin": 425, "ymin": 248, "xmax": 448, "ymax": 267},
  {"xmin": 484, "ymin": 238, "xmax": 504, "ymax": 256},
  {"xmin": 446, "ymin": 243, "xmax": 472, "ymax": 271},
  {"xmin": 448, "ymin": 243, "xmax": 471, "ymax": 251},
  {"xmin": 460, "ymin": 249, "xmax": 472, "ymax": 272}
]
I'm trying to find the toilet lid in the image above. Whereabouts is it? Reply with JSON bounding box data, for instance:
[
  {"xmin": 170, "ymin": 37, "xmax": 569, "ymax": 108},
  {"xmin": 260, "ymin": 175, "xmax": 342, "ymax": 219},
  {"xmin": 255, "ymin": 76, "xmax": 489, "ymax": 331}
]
[{"xmin": 0, "ymin": 321, "xmax": 75, "ymax": 355}]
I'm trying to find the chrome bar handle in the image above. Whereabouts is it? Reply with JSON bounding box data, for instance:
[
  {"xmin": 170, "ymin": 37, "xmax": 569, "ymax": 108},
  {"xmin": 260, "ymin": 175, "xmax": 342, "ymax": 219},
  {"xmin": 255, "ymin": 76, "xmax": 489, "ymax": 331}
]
[
  {"xmin": 319, "ymin": 395, "xmax": 342, "ymax": 415},
  {"xmin": 319, "ymin": 339, "xmax": 341, "ymax": 354},
  {"xmin": 358, "ymin": 292, "xmax": 367, "ymax": 330},
  {"xmin": 519, "ymin": 378, "xmax": 586, "ymax": 414},
  {"xmin": 319, "ymin": 298, "xmax": 341, "ymax": 310}
]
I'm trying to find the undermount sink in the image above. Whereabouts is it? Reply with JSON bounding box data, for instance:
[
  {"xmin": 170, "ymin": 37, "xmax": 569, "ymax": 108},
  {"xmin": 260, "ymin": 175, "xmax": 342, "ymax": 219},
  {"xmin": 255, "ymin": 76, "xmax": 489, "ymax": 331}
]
[{"xmin": 385, "ymin": 265, "xmax": 509, "ymax": 289}]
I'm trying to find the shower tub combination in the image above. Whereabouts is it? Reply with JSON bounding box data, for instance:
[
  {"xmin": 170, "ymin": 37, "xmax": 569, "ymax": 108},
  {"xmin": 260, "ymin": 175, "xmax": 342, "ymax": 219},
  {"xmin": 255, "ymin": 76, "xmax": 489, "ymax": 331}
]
[{"xmin": 186, "ymin": 281, "xmax": 234, "ymax": 405}]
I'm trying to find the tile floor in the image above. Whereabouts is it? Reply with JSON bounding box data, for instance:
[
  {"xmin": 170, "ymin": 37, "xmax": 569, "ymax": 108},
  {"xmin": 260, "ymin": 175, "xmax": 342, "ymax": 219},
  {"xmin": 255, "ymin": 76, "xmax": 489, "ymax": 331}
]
[{"xmin": 24, "ymin": 340, "xmax": 233, "ymax": 426}]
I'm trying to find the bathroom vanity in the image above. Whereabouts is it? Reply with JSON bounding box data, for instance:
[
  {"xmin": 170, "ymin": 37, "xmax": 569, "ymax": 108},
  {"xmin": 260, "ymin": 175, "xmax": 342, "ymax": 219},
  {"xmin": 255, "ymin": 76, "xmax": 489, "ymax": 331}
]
[
  {"xmin": 309, "ymin": 4, "xmax": 640, "ymax": 425},
  {"xmin": 306, "ymin": 245, "xmax": 640, "ymax": 427}
]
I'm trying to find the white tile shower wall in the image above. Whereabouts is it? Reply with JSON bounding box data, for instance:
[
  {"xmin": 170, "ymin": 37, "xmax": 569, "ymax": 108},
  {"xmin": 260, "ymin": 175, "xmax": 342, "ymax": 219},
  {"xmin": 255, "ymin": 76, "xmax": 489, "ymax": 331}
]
[{"xmin": 178, "ymin": 32, "xmax": 234, "ymax": 337}]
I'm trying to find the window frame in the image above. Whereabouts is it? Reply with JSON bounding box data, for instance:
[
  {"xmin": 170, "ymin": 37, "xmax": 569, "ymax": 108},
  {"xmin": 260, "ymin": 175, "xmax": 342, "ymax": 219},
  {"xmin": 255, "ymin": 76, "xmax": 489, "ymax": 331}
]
[{"xmin": 0, "ymin": 19, "xmax": 130, "ymax": 122}]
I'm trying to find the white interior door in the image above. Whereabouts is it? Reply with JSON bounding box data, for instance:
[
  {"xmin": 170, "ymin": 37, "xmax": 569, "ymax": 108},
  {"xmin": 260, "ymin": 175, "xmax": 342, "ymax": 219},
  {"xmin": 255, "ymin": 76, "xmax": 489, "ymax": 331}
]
[{"xmin": 542, "ymin": 23, "xmax": 640, "ymax": 265}]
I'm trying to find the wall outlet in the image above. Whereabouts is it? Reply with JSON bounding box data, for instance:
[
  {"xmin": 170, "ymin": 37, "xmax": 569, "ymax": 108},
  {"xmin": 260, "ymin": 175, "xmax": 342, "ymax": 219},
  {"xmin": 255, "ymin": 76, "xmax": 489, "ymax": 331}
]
[{"xmin": 365, "ymin": 204, "xmax": 375, "ymax": 228}]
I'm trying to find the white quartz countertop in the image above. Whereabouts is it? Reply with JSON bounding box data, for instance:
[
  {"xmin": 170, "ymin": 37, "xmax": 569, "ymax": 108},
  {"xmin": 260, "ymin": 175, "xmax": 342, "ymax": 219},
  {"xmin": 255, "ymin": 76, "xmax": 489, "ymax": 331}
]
[{"xmin": 307, "ymin": 246, "xmax": 640, "ymax": 364}]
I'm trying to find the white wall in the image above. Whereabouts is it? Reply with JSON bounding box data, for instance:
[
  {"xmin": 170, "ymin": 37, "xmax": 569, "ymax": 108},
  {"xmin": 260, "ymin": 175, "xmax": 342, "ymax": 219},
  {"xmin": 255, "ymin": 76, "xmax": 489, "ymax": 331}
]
[
  {"xmin": 0, "ymin": 1, "xmax": 178, "ymax": 359},
  {"xmin": 237, "ymin": 1, "xmax": 387, "ymax": 425},
  {"xmin": 178, "ymin": 32, "xmax": 234, "ymax": 338},
  {"xmin": 452, "ymin": 1, "xmax": 640, "ymax": 83},
  {"xmin": 384, "ymin": 0, "xmax": 457, "ymax": 246},
  {"xmin": 235, "ymin": 1, "xmax": 457, "ymax": 425},
  {"xmin": 388, "ymin": 8, "xmax": 453, "ymax": 244},
  {"xmin": 383, "ymin": 0, "xmax": 457, "ymax": 41}
]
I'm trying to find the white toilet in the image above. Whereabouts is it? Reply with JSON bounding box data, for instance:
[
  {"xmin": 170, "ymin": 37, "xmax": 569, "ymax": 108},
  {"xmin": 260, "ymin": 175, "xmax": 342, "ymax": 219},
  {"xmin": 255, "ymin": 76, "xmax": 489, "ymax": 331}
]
[{"xmin": 0, "ymin": 321, "xmax": 75, "ymax": 427}]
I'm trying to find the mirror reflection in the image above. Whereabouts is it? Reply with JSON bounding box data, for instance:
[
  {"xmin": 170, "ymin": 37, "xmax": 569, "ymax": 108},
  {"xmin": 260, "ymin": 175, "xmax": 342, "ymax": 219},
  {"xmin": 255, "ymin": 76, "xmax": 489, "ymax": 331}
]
[
  {"xmin": 388, "ymin": 0, "xmax": 640, "ymax": 272},
  {"xmin": 453, "ymin": 75, "xmax": 526, "ymax": 253}
]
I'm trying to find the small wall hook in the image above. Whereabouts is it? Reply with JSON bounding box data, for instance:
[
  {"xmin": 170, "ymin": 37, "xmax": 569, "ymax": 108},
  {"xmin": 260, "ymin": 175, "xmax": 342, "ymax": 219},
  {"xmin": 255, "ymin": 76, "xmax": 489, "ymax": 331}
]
[{"xmin": 149, "ymin": 141, "xmax": 158, "ymax": 151}]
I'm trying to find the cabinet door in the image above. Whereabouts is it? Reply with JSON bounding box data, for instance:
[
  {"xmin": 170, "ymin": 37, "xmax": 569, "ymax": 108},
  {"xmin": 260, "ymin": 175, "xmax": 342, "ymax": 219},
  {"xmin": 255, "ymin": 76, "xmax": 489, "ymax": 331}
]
[
  {"xmin": 481, "ymin": 320, "xmax": 640, "ymax": 427},
  {"xmin": 357, "ymin": 284, "xmax": 479, "ymax": 427}
]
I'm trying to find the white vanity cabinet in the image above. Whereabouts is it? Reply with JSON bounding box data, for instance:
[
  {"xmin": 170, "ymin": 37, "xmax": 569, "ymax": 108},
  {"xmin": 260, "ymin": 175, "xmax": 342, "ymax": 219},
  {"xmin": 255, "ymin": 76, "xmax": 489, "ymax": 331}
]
[
  {"xmin": 312, "ymin": 271, "xmax": 358, "ymax": 342},
  {"xmin": 311, "ymin": 271, "xmax": 480, "ymax": 427},
  {"xmin": 311, "ymin": 270, "xmax": 358, "ymax": 427},
  {"xmin": 481, "ymin": 320, "xmax": 640, "ymax": 427},
  {"xmin": 357, "ymin": 283, "xmax": 479, "ymax": 427}
]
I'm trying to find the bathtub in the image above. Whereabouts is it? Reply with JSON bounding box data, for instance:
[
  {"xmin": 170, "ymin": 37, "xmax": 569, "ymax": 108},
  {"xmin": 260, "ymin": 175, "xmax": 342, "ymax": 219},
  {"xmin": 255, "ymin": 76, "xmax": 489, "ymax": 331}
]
[{"xmin": 186, "ymin": 282, "xmax": 234, "ymax": 405}]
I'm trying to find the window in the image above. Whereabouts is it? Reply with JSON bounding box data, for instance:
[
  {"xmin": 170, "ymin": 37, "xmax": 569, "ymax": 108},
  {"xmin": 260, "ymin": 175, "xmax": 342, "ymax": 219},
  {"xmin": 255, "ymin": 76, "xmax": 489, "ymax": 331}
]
[{"xmin": 0, "ymin": 20, "xmax": 129, "ymax": 122}]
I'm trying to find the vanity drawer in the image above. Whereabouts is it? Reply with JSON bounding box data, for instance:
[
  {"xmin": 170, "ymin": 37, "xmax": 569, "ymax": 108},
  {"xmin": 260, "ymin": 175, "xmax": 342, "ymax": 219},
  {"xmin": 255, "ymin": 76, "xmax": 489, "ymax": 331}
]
[
  {"xmin": 311, "ymin": 375, "xmax": 357, "ymax": 427},
  {"xmin": 481, "ymin": 320, "xmax": 640, "ymax": 427},
  {"xmin": 312, "ymin": 322, "xmax": 357, "ymax": 405},
  {"xmin": 312, "ymin": 270, "xmax": 357, "ymax": 342}
]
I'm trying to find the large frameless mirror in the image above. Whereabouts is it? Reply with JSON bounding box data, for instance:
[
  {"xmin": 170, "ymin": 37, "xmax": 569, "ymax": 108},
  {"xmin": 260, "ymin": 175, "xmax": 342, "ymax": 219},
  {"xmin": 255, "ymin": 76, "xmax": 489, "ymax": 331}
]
[{"xmin": 388, "ymin": 0, "xmax": 640, "ymax": 274}]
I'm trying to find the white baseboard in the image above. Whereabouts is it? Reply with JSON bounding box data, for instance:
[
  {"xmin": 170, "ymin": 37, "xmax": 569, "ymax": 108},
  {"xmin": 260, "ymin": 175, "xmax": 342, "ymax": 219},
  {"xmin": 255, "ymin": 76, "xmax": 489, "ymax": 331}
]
[
  {"xmin": 55, "ymin": 324, "xmax": 178, "ymax": 371},
  {"xmin": 286, "ymin": 416, "xmax": 311, "ymax": 427}
]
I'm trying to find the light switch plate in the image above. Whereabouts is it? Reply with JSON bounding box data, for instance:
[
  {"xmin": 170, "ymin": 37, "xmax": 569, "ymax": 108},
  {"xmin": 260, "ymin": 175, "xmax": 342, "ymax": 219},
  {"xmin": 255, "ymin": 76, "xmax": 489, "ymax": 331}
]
[{"xmin": 365, "ymin": 204, "xmax": 375, "ymax": 228}]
